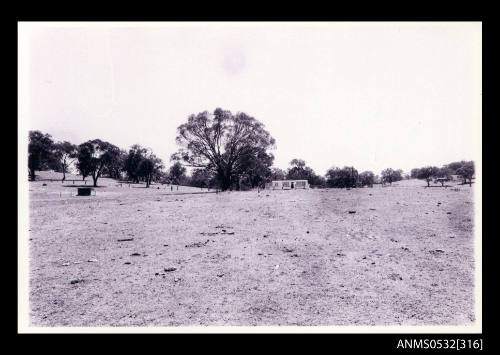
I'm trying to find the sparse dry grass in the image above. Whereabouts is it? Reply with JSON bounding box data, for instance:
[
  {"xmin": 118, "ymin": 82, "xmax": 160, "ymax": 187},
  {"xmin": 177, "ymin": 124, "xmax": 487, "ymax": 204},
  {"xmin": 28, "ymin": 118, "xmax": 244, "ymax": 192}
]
[{"xmin": 28, "ymin": 178, "xmax": 476, "ymax": 326}]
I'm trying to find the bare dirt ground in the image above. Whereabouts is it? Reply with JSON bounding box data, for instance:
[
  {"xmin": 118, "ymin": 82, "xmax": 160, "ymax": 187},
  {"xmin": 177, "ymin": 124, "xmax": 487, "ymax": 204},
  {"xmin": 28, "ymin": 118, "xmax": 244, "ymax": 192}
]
[{"xmin": 28, "ymin": 177, "xmax": 476, "ymax": 326}]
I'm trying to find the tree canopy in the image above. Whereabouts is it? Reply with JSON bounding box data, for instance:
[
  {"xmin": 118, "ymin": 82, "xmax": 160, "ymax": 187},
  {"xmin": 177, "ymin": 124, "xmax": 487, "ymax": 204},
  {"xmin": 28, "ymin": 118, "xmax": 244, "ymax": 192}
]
[
  {"xmin": 77, "ymin": 139, "xmax": 121, "ymax": 187},
  {"xmin": 28, "ymin": 130, "xmax": 55, "ymax": 181},
  {"xmin": 416, "ymin": 166, "xmax": 440, "ymax": 187},
  {"xmin": 124, "ymin": 145, "xmax": 148, "ymax": 183},
  {"xmin": 270, "ymin": 167, "xmax": 286, "ymax": 181},
  {"xmin": 169, "ymin": 162, "xmax": 187, "ymax": 185},
  {"xmin": 172, "ymin": 108, "xmax": 276, "ymax": 191},
  {"xmin": 325, "ymin": 166, "xmax": 358, "ymax": 188},
  {"xmin": 359, "ymin": 171, "xmax": 375, "ymax": 187},
  {"xmin": 285, "ymin": 159, "xmax": 324, "ymax": 186},
  {"xmin": 456, "ymin": 161, "xmax": 475, "ymax": 186},
  {"xmin": 381, "ymin": 168, "xmax": 403, "ymax": 185},
  {"xmin": 52, "ymin": 141, "xmax": 78, "ymax": 181}
]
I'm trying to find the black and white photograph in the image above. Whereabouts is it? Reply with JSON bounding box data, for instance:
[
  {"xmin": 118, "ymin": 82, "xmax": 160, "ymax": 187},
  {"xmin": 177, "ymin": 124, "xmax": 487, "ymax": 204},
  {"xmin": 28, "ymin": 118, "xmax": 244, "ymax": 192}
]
[{"xmin": 18, "ymin": 21, "xmax": 482, "ymax": 334}]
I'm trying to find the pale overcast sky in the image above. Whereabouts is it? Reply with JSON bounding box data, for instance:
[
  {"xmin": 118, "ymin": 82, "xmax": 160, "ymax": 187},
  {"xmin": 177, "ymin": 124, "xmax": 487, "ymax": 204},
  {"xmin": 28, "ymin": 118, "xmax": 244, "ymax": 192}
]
[{"xmin": 19, "ymin": 22, "xmax": 482, "ymax": 176}]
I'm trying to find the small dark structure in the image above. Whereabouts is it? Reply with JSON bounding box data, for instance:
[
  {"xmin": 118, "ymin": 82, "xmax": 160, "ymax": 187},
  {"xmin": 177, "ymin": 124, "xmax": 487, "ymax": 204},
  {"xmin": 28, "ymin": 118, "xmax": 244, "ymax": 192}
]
[{"xmin": 77, "ymin": 187, "xmax": 93, "ymax": 196}]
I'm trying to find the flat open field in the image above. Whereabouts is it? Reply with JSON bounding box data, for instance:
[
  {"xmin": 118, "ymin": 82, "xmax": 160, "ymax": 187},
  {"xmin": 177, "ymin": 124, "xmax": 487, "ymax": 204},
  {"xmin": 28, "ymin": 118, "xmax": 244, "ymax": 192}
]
[{"xmin": 28, "ymin": 178, "xmax": 476, "ymax": 326}]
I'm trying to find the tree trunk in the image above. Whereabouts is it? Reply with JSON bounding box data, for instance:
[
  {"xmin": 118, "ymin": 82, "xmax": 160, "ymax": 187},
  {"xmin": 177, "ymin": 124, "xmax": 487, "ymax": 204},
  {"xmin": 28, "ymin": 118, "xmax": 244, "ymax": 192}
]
[
  {"xmin": 217, "ymin": 169, "xmax": 232, "ymax": 191},
  {"xmin": 62, "ymin": 168, "xmax": 66, "ymax": 182},
  {"xmin": 29, "ymin": 168, "xmax": 36, "ymax": 181},
  {"xmin": 92, "ymin": 174, "xmax": 98, "ymax": 187},
  {"xmin": 220, "ymin": 176, "xmax": 231, "ymax": 191}
]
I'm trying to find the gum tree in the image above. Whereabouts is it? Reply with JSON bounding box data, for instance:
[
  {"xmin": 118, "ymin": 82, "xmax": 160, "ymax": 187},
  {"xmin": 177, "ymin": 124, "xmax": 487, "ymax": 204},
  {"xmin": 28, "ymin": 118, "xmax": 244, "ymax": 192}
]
[
  {"xmin": 417, "ymin": 166, "xmax": 440, "ymax": 187},
  {"xmin": 52, "ymin": 141, "xmax": 78, "ymax": 181},
  {"xmin": 456, "ymin": 161, "xmax": 475, "ymax": 186},
  {"xmin": 172, "ymin": 108, "xmax": 276, "ymax": 191},
  {"xmin": 77, "ymin": 139, "xmax": 120, "ymax": 187},
  {"xmin": 359, "ymin": 171, "xmax": 375, "ymax": 187},
  {"xmin": 28, "ymin": 130, "xmax": 54, "ymax": 181}
]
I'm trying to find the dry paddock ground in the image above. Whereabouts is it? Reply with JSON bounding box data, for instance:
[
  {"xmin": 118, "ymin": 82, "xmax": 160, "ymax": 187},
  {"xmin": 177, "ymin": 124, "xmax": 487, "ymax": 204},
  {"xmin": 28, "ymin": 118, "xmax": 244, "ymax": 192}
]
[{"xmin": 28, "ymin": 178, "xmax": 476, "ymax": 326}]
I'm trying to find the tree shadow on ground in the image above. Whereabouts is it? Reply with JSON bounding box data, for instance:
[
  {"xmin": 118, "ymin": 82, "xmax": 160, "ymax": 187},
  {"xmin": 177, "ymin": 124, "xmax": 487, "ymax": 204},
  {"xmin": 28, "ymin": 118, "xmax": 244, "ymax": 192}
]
[{"xmin": 62, "ymin": 185, "xmax": 105, "ymax": 188}]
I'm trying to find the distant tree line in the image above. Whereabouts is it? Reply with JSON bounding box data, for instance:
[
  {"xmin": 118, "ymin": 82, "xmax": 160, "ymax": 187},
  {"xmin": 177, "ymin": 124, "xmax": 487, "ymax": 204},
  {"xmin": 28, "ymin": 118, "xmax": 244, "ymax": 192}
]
[
  {"xmin": 29, "ymin": 131, "xmax": 169, "ymax": 187},
  {"xmin": 28, "ymin": 108, "xmax": 476, "ymax": 190},
  {"xmin": 411, "ymin": 161, "xmax": 475, "ymax": 187}
]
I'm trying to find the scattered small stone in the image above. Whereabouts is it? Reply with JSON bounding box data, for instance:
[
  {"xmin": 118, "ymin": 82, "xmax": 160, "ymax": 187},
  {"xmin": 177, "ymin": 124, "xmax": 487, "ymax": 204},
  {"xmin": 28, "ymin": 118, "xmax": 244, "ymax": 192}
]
[
  {"xmin": 163, "ymin": 244, "xmax": 169, "ymax": 247},
  {"xmin": 87, "ymin": 259, "xmax": 98, "ymax": 262},
  {"xmin": 431, "ymin": 283, "xmax": 438, "ymax": 287},
  {"xmin": 124, "ymin": 262, "xmax": 131, "ymax": 265},
  {"xmin": 217, "ymin": 273, "xmax": 224, "ymax": 278},
  {"xmin": 291, "ymin": 254, "xmax": 299, "ymax": 257},
  {"xmin": 447, "ymin": 212, "xmax": 452, "ymax": 214},
  {"xmin": 388, "ymin": 273, "xmax": 403, "ymax": 281},
  {"xmin": 174, "ymin": 277, "xmax": 181, "ymax": 282},
  {"xmin": 70, "ymin": 279, "xmax": 81, "ymax": 284},
  {"xmin": 371, "ymin": 262, "xmax": 375, "ymax": 265},
  {"xmin": 348, "ymin": 211, "xmax": 356, "ymax": 214},
  {"xmin": 401, "ymin": 247, "xmax": 409, "ymax": 251},
  {"xmin": 283, "ymin": 248, "xmax": 294, "ymax": 253},
  {"xmin": 117, "ymin": 238, "xmax": 134, "ymax": 242},
  {"xmin": 306, "ymin": 231, "xmax": 310, "ymax": 234},
  {"xmin": 61, "ymin": 262, "xmax": 70, "ymax": 266},
  {"xmin": 185, "ymin": 240, "xmax": 210, "ymax": 248},
  {"xmin": 164, "ymin": 267, "xmax": 177, "ymax": 272},
  {"xmin": 337, "ymin": 253, "xmax": 346, "ymax": 257},
  {"xmin": 73, "ymin": 261, "xmax": 82, "ymax": 264},
  {"xmin": 131, "ymin": 253, "xmax": 141, "ymax": 256},
  {"xmin": 429, "ymin": 249, "xmax": 445, "ymax": 255}
]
